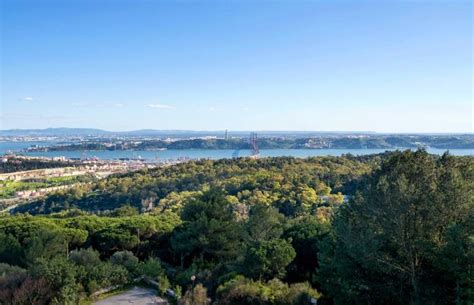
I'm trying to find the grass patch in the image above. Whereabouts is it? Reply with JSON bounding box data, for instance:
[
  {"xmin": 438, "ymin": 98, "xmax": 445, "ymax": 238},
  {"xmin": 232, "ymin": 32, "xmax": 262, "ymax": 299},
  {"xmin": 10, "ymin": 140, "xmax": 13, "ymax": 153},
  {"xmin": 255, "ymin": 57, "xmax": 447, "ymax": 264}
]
[{"xmin": 0, "ymin": 175, "xmax": 87, "ymax": 199}]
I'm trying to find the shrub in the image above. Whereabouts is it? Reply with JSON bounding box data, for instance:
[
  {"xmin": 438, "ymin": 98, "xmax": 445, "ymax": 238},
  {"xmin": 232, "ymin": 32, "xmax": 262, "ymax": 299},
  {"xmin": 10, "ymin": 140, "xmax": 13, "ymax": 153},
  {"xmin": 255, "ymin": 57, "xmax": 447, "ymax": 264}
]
[{"xmin": 217, "ymin": 276, "xmax": 320, "ymax": 305}]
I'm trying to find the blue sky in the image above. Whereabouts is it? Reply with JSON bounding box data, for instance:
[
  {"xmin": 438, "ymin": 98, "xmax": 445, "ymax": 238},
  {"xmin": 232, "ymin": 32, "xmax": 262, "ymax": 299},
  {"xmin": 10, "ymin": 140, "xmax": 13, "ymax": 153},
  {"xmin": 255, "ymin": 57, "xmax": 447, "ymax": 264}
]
[{"xmin": 1, "ymin": 0, "xmax": 472, "ymax": 132}]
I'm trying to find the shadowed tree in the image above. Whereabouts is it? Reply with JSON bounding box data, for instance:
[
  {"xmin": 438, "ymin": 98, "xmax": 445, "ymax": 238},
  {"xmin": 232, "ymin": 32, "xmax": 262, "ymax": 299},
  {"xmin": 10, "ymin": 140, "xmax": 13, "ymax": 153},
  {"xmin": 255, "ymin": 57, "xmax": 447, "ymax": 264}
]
[{"xmin": 318, "ymin": 150, "xmax": 473, "ymax": 305}]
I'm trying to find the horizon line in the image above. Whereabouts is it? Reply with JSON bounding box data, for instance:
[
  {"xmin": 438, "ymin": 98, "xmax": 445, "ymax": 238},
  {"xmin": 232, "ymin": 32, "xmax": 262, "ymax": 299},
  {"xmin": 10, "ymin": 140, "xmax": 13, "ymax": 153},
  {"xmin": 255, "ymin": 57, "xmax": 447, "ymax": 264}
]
[{"xmin": 0, "ymin": 127, "xmax": 473, "ymax": 135}]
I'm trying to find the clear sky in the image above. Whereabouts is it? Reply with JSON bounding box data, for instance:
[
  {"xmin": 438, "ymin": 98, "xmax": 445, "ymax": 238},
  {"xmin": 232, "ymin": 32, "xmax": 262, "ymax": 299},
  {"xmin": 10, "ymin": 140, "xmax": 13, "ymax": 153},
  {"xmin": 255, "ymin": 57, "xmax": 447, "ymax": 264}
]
[{"xmin": 1, "ymin": 0, "xmax": 472, "ymax": 132}]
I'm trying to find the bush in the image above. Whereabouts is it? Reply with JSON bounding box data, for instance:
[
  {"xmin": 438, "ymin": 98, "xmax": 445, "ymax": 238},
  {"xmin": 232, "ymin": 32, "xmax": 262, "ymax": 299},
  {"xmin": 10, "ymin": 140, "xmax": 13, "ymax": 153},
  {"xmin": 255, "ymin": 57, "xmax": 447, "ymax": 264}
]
[
  {"xmin": 32, "ymin": 256, "xmax": 79, "ymax": 305},
  {"xmin": 139, "ymin": 257, "xmax": 164, "ymax": 279},
  {"xmin": 217, "ymin": 276, "xmax": 320, "ymax": 305},
  {"xmin": 0, "ymin": 272, "xmax": 53, "ymax": 305},
  {"xmin": 157, "ymin": 275, "xmax": 170, "ymax": 294},
  {"xmin": 110, "ymin": 250, "xmax": 139, "ymax": 275},
  {"xmin": 85, "ymin": 262, "xmax": 129, "ymax": 293},
  {"xmin": 180, "ymin": 284, "xmax": 209, "ymax": 305},
  {"xmin": 69, "ymin": 248, "xmax": 101, "ymax": 267}
]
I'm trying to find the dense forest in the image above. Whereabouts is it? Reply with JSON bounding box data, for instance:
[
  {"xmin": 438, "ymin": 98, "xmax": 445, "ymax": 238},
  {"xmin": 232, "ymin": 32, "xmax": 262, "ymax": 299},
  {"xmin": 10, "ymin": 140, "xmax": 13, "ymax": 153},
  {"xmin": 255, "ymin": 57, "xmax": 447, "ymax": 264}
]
[
  {"xmin": 14, "ymin": 154, "xmax": 378, "ymax": 215},
  {"xmin": 0, "ymin": 150, "xmax": 472, "ymax": 304}
]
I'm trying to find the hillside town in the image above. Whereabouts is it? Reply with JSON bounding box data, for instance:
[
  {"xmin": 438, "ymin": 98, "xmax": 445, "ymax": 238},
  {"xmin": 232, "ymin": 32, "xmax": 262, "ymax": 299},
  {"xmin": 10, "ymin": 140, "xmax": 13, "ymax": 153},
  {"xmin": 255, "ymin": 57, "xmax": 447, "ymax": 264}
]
[{"xmin": 0, "ymin": 154, "xmax": 188, "ymax": 211}]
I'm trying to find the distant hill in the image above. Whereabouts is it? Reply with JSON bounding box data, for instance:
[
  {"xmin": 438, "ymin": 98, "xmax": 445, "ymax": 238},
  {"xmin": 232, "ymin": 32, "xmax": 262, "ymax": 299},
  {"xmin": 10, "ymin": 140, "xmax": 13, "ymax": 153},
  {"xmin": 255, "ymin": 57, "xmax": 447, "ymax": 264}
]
[
  {"xmin": 0, "ymin": 128, "xmax": 232, "ymax": 138},
  {"xmin": 0, "ymin": 128, "xmax": 377, "ymax": 138},
  {"xmin": 0, "ymin": 128, "xmax": 110, "ymax": 136},
  {"xmin": 2, "ymin": 128, "xmax": 471, "ymax": 140}
]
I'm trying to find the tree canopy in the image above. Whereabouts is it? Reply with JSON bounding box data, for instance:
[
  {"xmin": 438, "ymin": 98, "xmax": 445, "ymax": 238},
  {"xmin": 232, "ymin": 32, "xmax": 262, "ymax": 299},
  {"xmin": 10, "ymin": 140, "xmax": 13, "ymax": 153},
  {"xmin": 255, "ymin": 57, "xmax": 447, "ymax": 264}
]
[{"xmin": 0, "ymin": 151, "xmax": 472, "ymax": 304}]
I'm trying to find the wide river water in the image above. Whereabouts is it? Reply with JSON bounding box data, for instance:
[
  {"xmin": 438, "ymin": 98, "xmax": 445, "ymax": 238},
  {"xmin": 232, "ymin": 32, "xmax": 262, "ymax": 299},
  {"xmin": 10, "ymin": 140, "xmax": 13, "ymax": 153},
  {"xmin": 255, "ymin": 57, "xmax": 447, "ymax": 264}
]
[{"xmin": 1, "ymin": 141, "xmax": 473, "ymax": 160}]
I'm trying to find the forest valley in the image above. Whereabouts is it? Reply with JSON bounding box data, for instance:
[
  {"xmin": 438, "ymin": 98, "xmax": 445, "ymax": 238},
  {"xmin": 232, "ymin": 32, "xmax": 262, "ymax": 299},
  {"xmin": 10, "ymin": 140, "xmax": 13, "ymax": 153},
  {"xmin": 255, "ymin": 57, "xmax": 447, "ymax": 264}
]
[{"xmin": 0, "ymin": 150, "xmax": 472, "ymax": 305}]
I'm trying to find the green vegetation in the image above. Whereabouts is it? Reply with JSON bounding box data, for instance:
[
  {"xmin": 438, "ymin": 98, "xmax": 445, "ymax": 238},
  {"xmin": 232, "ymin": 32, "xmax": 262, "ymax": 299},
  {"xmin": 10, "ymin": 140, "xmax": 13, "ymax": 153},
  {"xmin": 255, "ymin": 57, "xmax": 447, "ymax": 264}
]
[
  {"xmin": 0, "ymin": 151, "xmax": 472, "ymax": 304},
  {"xmin": 15, "ymin": 155, "xmax": 375, "ymax": 215},
  {"xmin": 0, "ymin": 157, "xmax": 78, "ymax": 173},
  {"xmin": 318, "ymin": 151, "xmax": 474, "ymax": 304},
  {"xmin": 0, "ymin": 175, "xmax": 90, "ymax": 199},
  {"xmin": 216, "ymin": 276, "xmax": 320, "ymax": 305},
  {"xmin": 0, "ymin": 213, "xmax": 179, "ymax": 304}
]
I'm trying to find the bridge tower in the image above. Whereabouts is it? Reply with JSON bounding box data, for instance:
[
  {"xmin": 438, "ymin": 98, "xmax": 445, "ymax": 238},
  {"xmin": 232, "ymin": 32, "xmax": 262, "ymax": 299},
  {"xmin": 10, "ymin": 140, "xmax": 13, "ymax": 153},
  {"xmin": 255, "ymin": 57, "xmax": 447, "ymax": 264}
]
[{"xmin": 250, "ymin": 132, "xmax": 259, "ymax": 158}]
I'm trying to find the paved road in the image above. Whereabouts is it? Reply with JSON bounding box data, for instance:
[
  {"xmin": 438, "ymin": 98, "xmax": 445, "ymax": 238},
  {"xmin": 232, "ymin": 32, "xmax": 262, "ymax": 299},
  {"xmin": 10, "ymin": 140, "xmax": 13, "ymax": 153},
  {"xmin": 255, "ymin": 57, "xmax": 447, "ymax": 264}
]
[{"xmin": 93, "ymin": 286, "xmax": 168, "ymax": 305}]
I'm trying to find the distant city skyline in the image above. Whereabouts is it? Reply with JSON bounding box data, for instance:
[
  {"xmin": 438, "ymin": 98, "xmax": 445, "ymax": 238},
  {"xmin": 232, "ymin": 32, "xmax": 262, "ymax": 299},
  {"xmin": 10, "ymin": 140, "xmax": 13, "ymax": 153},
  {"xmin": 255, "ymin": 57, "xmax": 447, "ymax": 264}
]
[{"xmin": 1, "ymin": 0, "xmax": 472, "ymax": 132}]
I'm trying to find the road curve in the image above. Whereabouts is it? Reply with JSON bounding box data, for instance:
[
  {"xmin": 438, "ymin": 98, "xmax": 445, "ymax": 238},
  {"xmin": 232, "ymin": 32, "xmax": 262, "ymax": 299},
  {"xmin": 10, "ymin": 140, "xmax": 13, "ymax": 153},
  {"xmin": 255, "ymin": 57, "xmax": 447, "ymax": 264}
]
[{"xmin": 92, "ymin": 286, "xmax": 168, "ymax": 305}]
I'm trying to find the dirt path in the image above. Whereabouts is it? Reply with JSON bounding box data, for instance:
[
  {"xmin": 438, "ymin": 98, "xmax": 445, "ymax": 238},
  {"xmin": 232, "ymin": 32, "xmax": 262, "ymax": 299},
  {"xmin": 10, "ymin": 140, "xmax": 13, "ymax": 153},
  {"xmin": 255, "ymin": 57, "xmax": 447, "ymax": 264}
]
[{"xmin": 92, "ymin": 286, "xmax": 168, "ymax": 305}]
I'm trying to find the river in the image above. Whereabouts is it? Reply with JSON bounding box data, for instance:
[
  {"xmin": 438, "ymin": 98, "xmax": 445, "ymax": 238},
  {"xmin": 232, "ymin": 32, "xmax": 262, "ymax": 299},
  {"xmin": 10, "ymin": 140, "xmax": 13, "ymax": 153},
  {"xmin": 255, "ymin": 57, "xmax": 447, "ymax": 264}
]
[{"xmin": 1, "ymin": 141, "xmax": 473, "ymax": 160}]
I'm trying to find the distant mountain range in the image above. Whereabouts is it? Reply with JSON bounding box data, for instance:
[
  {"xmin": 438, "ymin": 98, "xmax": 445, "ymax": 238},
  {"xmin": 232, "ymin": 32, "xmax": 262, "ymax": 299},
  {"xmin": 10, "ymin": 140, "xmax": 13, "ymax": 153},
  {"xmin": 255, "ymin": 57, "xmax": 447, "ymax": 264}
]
[
  {"xmin": 1, "ymin": 128, "xmax": 472, "ymax": 138},
  {"xmin": 0, "ymin": 128, "xmax": 227, "ymax": 137},
  {"xmin": 0, "ymin": 128, "xmax": 378, "ymax": 138},
  {"xmin": 0, "ymin": 128, "xmax": 110, "ymax": 136}
]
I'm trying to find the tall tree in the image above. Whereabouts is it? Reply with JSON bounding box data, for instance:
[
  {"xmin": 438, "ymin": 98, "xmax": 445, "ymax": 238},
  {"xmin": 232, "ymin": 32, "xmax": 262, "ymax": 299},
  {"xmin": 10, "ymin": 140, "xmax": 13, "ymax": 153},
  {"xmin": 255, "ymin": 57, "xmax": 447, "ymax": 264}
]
[
  {"xmin": 171, "ymin": 189, "xmax": 243, "ymax": 267},
  {"xmin": 284, "ymin": 216, "xmax": 330, "ymax": 284},
  {"xmin": 240, "ymin": 205, "xmax": 295, "ymax": 280},
  {"xmin": 318, "ymin": 150, "xmax": 473, "ymax": 305}
]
